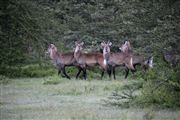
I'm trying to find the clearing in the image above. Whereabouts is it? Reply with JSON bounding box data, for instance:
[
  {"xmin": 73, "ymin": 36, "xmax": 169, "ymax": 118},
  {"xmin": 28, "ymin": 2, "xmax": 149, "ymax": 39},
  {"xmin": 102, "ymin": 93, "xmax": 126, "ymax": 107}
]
[{"xmin": 0, "ymin": 76, "xmax": 179, "ymax": 120}]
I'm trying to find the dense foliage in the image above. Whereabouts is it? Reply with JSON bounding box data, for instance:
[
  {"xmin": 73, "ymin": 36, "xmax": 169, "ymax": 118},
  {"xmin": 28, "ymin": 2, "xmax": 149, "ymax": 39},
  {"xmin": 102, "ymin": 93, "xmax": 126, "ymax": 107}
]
[{"xmin": 1, "ymin": 0, "xmax": 179, "ymax": 67}]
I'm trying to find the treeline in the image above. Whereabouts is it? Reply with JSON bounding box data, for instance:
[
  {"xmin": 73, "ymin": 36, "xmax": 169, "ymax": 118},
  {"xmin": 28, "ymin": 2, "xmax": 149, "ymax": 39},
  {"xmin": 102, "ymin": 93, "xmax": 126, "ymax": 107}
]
[{"xmin": 0, "ymin": 0, "xmax": 179, "ymax": 71}]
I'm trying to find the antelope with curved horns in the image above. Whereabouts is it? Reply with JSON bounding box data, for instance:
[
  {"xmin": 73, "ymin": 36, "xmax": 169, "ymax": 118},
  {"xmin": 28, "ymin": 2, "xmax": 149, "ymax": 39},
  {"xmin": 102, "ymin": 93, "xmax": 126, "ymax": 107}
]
[
  {"xmin": 119, "ymin": 41, "xmax": 153, "ymax": 78},
  {"xmin": 101, "ymin": 41, "xmax": 135, "ymax": 80},
  {"xmin": 74, "ymin": 41, "xmax": 111, "ymax": 80},
  {"xmin": 47, "ymin": 44, "xmax": 82, "ymax": 79}
]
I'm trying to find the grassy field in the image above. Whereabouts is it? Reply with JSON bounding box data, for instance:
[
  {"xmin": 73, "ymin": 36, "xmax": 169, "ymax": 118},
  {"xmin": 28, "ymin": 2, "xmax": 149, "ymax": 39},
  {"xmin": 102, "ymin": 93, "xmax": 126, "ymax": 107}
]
[{"xmin": 0, "ymin": 75, "xmax": 179, "ymax": 120}]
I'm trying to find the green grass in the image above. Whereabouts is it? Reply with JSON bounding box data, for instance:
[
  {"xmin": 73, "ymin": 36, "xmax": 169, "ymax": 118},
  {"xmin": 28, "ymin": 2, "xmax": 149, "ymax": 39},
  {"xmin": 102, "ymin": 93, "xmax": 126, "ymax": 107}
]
[{"xmin": 0, "ymin": 76, "xmax": 179, "ymax": 120}]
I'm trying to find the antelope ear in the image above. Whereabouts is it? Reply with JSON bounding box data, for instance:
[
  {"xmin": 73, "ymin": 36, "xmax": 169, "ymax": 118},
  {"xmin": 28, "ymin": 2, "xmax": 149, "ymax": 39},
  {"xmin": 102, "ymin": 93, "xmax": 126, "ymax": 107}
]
[
  {"xmin": 51, "ymin": 44, "xmax": 57, "ymax": 51},
  {"xmin": 127, "ymin": 41, "xmax": 131, "ymax": 46},
  {"xmin": 124, "ymin": 41, "xmax": 129, "ymax": 45},
  {"xmin": 150, "ymin": 56, "xmax": 153, "ymax": 61},
  {"xmin": 51, "ymin": 44, "xmax": 56, "ymax": 48},
  {"xmin": 108, "ymin": 42, "xmax": 112, "ymax": 46},
  {"xmin": 81, "ymin": 42, "xmax": 84, "ymax": 46},
  {"xmin": 101, "ymin": 42, "xmax": 105, "ymax": 47},
  {"xmin": 75, "ymin": 41, "xmax": 78, "ymax": 46},
  {"xmin": 54, "ymin": 46, "xmax": 57, "ymax": 52}
]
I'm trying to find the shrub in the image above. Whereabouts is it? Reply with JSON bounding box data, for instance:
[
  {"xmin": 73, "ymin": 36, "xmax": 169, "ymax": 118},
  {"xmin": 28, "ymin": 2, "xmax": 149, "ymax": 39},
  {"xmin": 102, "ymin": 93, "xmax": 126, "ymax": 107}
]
[
  {"xmin": 20, "ymin": 64, "xmax": 56, "ymax": 77},
  {"xmin": 103, "ymin": 80, "xmax": 143, "ymax": 108},
  {"xmin": 104, "ymin": 61, "xmax": 180, "ymax": 108},
  {"xmin": 0, "ymin": 75, "xmax": 10, "ymax": 84},
  {"xmin": 43, "ymin": 75, "xmax": 66, "ymax": 85},
  {"xmin": 135, "ymin": 62, "xmax": 180, "ymax": 108},
  {"xmin": 0, "ymin": 64, "xmax": 56, "ymax": 78},
  {"xmin": 136, "ymin": 79, "xmax": 180, "ymax": 108}
]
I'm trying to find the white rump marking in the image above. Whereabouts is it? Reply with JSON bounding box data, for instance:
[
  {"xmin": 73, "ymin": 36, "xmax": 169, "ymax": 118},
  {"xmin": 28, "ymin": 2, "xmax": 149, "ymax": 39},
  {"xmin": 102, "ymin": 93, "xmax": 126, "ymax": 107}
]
[
  {"xmin": 130, "ymin": 57, "xmax": 133, "ymax": 66},
  {"xmin": 104, "ymin": 59, "xmax": 107, "ymax": 65},
  {"xmin": 130, "ymin": 57, "xmax": 134, "ymax": 70},
  {"xmin": 149, "ymin": 57, "xmax": 153, "ymax": 68}
]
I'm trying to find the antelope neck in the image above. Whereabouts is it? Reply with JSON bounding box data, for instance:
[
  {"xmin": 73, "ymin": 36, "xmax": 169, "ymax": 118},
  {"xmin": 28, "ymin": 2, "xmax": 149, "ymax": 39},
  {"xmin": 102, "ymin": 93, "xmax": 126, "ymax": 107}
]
[
  {"xmin": 50, "ymin": 50, "xmax": 59, "ymax": 60},
  {"xmin": 103, "ymin": 53, "xmax": 110, "ymax": 65},
  {"xmin": 74, "ymin": 50, "xmax": 81, "ymax": 60},
  {"xmin": 50, "ymin": 51, "xmax": 61, "ymax": 66}
]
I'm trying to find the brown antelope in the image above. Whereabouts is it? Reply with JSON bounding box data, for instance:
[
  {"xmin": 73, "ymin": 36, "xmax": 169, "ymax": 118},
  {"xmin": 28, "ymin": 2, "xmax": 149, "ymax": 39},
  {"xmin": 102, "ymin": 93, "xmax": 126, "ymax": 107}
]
[
  {"xmin": 101, "ymin": 41, "xmax": 135, "ymax": 79},
  {"xmin": 163, "ymin": 50, "xmax": 180, "ymax": 67},
  {"xmin": 47, "ymin": 44, "xmax": 82, "ymax": 79},
  {"xmin": 119, "ymin": 41, "xmax": 153, "ymax": 78},
  {"xmin": 74, "ymin": 41, "xmax": 110, "ymax": 80}
]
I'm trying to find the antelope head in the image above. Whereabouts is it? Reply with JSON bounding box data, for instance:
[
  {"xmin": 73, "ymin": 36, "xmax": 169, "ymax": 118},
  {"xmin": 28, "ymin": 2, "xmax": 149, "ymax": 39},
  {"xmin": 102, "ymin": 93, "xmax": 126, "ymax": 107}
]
[
  {"xmin": 101, "ymin": 41, "xmax": 112, "ymax": 55},
  {"xmin": 101, "ymin": 41, "xmax": 112, "ymax": 65},
  {"xmin": 119, "ymin": 41, "xmax": 132, "ymax": 53},
  {"xmin": 47, "ymin": 44, "xmax": 58, "ymax": 59},
  {"xmin": 74, "ymin": 41, "xmax": 84, "ymax": 53}
]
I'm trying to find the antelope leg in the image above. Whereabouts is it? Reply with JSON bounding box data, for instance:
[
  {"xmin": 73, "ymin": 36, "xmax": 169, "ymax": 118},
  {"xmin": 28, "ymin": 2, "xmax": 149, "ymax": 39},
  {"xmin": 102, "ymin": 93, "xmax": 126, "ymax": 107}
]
[
  {"xmin": 112, "ymin": 67, "xmax": 116, "ymax": 80},
  {"xmin": 62, "ymin": 67, "xmax": 71, "ymax": 79},
  {"xmin": 83, "ymin": 68, "xmax": 87, "ymax": 80},
  {"xmin": 125, "ymin": 67, "xmax": 129, "ymax": 79},
  {"xmin": 101, "ymin": 70, "xmax": 104, "ymax": 79},
  {"xmin": 76, "ymin": 67, "xmax": 82, "ymax": 79}
]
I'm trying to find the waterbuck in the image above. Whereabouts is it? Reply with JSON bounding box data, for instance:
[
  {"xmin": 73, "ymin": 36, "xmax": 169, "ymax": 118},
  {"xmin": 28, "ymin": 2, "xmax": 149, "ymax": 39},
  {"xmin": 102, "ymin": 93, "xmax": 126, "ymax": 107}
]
[
  {"xmin": 101, "ymin": 41, "xmax": 135, "ymax": 79},
  {"xmin": 47, "ymin": 44, "xmax": 82, "ymax": 79},
  {"xmin": 163, "ymin": 50, "xmax": 180, "ymax": 67},
  {"xmin": 74, "ymin": 41, "xmax": 110, "ymax": 80},
  {"xmin": 119, "ymin": 41, "xmax": 153, "ymax": 78}
]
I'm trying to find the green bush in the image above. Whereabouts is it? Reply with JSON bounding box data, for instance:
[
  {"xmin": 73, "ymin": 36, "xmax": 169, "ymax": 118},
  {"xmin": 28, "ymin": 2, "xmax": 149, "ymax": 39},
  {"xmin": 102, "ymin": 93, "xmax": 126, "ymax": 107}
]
[
  {"xmin": 104, "ymin": 61, "xmax": 180, "ymax": 108},
  {"xmin": 135, "ymin": 62, "xmax": 180, "ymax": 108},
  {"xmin": 43, "ymin": 75, "xmax": 66, "ymax": 85},
  {"xmin": 0, "ymin": 64, "xmax": 56, "ymax": 78},
  {"xmin": 20, "ymin": 64, "xmax": 56, "ymax": 77},
  {"xmin": 137, "ymin": 79, "xmax": 180, "ymax": 108},
  {"xmin": 103, "ymin": 80, "xmax": 143, "ymax": 108},
  {"xmin": 0, "ymin": 66, "xmax": 22, "ymax": 77},
  {"xmin": 0, "ymin": 75, "xmax": 10, "ymax": 84}
]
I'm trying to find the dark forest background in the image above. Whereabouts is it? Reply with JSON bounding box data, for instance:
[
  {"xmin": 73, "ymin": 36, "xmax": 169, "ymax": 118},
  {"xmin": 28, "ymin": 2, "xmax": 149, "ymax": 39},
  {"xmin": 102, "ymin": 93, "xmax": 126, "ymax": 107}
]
[{"xmin": 0, "ymin": 0, "xmax": 179, "ymax": 67}]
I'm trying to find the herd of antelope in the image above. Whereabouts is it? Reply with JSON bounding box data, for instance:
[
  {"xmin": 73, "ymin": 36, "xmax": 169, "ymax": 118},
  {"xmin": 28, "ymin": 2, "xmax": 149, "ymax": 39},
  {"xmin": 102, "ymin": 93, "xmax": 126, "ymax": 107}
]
[
  {"xmin": 47, "ymin": 41, "xmax": 153, "ymax": 80},
  {"xmin": 47, "ymin": 40, "xmax": 180, "ymax": 80}
]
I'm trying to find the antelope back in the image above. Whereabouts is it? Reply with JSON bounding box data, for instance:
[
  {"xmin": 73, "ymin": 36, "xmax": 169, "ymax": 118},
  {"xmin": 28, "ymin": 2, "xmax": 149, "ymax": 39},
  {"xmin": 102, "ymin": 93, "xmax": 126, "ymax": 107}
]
[
  {"xmin": 60, "ymin": 52, "xmax": 77, "ymax": 65},
  {"xmin": 74, "ymin": 41, "xmax": 101, "ymax": 66}
]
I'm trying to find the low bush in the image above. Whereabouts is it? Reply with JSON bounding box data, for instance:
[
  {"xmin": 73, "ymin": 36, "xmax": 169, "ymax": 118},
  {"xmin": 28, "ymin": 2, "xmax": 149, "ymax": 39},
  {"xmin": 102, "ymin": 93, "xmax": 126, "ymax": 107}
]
[
  {"xmin": 136, "ymin": 79, "xmax": 180, "ymax": 108},
  {"xmin": 103, "ymin": 80, "xmax": 143, "ymax": 108},
  {"xmin": 104, "ymin": 61, "xmax": 180, "ymax": 108},
  {"xmin": 20, "ymin": 64, "xmax": 56, "ymax": 77},
  {"xmin": 0, "ymin": 64, "xmax": 56, "ymax": 78},
  {"xmin": 137, "ymin": 62, "xmax": 180, "ymax": 108},
  {"xmin": 43, "ymin": 75, "xmax": 66, "ymax": 85},
  {"xmin": 0, "ymin": 75, "xmax": 10, "ymax": 84}
]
